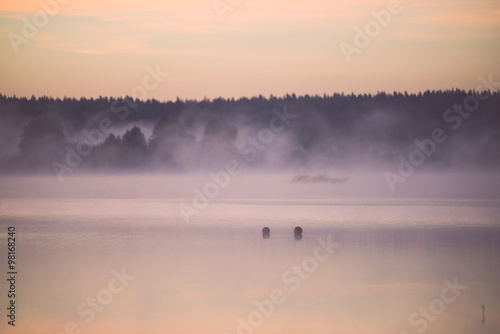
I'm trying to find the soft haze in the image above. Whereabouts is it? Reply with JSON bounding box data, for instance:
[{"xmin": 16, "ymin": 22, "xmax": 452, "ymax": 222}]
[{"xmin": 1, "ymin": 0, "xmax": 499, "ymax": 100}]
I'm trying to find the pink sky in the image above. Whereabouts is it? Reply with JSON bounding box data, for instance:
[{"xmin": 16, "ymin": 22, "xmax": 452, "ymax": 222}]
[{"xmin": 1, "ymin": 0, "xmax": 499, "ymax": 100}]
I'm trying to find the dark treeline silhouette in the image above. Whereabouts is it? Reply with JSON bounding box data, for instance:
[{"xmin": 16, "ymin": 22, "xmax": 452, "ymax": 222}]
[{"xmin": 0, "ymin": 90, "xmax": 499, "ymax": 175}]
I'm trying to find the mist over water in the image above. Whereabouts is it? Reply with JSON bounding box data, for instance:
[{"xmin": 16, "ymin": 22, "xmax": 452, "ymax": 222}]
[
  {"xmin": 1, "ymin": 172, "xmax": 500, "ymax": 200},
  {"xmin": 1, "ymin": 92, "xmax": 499, "ymax": 178},
  {"xmin": 1, "ymin": 92, "xmax": 500, "ymax": 334}
]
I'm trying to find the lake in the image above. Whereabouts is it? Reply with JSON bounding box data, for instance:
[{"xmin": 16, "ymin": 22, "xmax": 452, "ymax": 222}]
[{"xmin": 0, "ymin": 175, "xmax": 499, "ymax": 334}]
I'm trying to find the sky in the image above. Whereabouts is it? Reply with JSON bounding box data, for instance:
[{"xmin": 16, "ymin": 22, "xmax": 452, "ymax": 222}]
[{"xmin": 0, "ymin": 0, "xmax": 499, "ymax": 101}]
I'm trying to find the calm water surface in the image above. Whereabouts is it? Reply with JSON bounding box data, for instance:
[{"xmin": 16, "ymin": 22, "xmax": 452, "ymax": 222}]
[{"xmin": 1, "ymin": 197, "xmax": 499, "ymax": 334}]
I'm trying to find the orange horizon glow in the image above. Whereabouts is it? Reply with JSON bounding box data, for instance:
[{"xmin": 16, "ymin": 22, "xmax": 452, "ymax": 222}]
[{"xmin": 1, "ymin": 0, "xmax": 499, "ymax": 100}]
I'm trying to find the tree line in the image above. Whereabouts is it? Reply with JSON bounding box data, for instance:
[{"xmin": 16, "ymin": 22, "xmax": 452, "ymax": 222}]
[{"xmin": 0, "ymin": 90, "xmax": 499, "ymax": 175}]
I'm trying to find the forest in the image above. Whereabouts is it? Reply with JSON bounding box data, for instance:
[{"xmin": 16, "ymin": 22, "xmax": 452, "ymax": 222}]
[{"xmin": 0, "ymin": 90, "xmax": 499, "ymax": 178}]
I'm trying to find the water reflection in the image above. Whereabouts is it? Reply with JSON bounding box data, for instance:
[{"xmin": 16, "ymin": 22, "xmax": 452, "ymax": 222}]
[{"xmin": 1, "ymin": 198, "xmax": 500, "ymax": 334}]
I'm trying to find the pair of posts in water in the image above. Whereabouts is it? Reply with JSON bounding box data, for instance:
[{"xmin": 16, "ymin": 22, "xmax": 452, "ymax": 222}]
[{"xmin": 262, "ymin": 226, "xmax": 302, "ymax": 240}]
